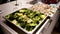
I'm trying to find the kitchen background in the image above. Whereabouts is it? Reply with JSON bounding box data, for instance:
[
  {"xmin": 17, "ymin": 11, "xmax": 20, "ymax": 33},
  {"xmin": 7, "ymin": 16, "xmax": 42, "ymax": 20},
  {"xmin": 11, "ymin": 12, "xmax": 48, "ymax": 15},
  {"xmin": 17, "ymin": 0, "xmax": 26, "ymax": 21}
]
[{"xmin": 0, "ymin": 0, "xmax": 60, "ymax": 34}]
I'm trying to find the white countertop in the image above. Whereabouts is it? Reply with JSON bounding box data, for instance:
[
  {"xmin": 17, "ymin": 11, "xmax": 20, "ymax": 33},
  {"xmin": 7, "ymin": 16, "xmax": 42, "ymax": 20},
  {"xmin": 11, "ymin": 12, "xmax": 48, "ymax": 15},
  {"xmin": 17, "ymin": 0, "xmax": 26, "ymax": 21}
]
[{"xmin": 0, "ymin": 1, "xmax": 33, "ymax": 16}]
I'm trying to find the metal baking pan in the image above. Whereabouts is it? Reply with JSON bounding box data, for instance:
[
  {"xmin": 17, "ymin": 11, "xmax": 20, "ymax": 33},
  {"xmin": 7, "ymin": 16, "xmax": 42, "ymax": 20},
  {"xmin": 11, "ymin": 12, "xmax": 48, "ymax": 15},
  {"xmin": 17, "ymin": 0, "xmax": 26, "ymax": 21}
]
[{"xmin": 4, "ymin": 8, "xmax": 49, "ymax": 34}]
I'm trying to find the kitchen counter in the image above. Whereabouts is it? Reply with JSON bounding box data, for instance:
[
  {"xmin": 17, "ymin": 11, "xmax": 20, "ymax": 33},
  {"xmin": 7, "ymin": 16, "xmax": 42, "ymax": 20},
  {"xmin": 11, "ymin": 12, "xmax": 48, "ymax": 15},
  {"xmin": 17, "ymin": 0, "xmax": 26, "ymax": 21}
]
[{"xmin": 0, "ymin": 1, "xmax": 33, "ymax": 17}]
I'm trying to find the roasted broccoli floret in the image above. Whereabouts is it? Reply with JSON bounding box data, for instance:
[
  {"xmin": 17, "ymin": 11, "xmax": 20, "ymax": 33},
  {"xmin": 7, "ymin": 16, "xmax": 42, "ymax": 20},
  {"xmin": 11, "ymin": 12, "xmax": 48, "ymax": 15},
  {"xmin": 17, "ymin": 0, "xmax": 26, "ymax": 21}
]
[{"xmin": 40, "ymin": 15, "xmax": 46, "ymax": 19}]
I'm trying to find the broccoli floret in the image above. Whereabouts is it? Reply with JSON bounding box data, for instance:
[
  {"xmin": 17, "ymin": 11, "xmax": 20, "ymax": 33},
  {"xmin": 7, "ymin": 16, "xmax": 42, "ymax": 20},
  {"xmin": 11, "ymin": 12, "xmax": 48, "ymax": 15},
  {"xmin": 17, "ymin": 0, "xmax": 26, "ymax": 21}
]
[
  {"xmin": 5, "ymin": 14, "xmax": 10, "ymax": 19},
  {"xmin": 28, "ymin": 23, "xmax": 37, "ymax": 26},
  {"xmin": 27, "ymin": 19, "xmax": 32, "ymax": 23},
  {"xmin": 11, "ymin": 20, "xmax": 18, "ymax": 25},
  {"xmin": 33, "ymin": 16, "xmax": 40, "ymax": 21},
  {"xmin": 40, "ymin": 15, "xmax": 46, "ymax": 19}
]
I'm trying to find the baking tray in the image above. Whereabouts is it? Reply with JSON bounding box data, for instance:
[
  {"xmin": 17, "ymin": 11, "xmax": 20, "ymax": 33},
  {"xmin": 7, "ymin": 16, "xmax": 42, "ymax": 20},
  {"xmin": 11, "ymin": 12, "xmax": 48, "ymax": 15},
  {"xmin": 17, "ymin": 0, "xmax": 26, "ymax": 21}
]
[{"xmin": 4, "ymin": 8, "xmax": 49, "ymax": 34}]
